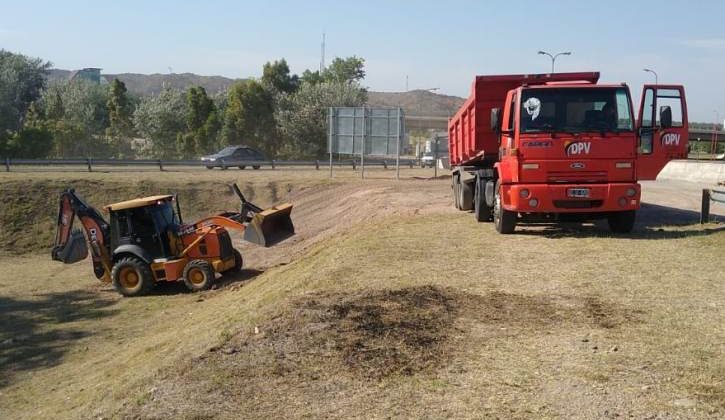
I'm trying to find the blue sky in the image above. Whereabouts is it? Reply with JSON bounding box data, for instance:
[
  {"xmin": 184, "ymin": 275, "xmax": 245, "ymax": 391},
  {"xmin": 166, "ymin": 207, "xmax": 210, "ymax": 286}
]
[{"xmin": 1, "ymin": 0, "xmax": 724, "ymax": 122}]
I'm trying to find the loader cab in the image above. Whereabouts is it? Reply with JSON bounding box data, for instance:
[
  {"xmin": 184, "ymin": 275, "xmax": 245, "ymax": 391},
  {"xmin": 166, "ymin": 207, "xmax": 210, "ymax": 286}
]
[{"xmin": 104, "ymin": 196, "xmax": 181, "ymax": 261}]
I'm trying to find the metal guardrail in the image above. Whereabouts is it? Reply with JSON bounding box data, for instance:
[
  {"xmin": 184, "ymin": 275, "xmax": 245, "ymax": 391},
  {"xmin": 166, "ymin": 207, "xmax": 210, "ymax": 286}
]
[
  {"xmin": 2, "ymin": 157, "xmax": 419, "ymax": 172},
  {"xmin": 700, "ymin": 188, "xmax": 725, "ymax": 223}
]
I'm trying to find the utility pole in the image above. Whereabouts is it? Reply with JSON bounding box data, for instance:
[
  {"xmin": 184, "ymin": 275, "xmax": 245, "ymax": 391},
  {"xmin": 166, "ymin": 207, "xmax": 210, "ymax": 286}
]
[
  {"xmin": 320, "ymin": 32, "xmax": 326, "ymax": 72},
  {"xmin": 538, "ymin": 50, "xmax": 571, "ymax": 73}
]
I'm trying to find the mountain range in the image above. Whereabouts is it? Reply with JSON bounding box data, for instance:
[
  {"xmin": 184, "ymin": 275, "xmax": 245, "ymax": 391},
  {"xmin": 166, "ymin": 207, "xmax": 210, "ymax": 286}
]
[{"xmin": 47, "ymin": 69, "xmax": 465, "ymax": 117}]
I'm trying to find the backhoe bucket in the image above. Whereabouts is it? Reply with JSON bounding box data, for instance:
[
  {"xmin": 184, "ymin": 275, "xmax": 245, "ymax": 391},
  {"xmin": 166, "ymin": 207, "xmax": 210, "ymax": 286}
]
[
  {"xmin": 243, "ymin": 203, "xmax": 294, "ymax": 247},
  {"xmin": 52, "ymin": 229, "xmax": 88, "ymax": 263}
]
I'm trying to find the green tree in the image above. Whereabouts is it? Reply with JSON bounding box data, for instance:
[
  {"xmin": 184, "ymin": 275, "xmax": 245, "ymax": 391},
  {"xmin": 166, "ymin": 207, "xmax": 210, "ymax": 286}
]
[
  {"xmin": 106, "ymin": 79, "xmax": 135, "ymax": 157},
  {"xmin": 0, "ymin": 50, "xmax": 51, "ymax": 135},
  {"xmin": 261, "ymin": 59, "xmax": 299, "ymax": 94},
  {"xmin": 221, "ymin": 80, "xmax": 278, "ymax": 156},
  {"xmin": 322, "ymin": 56, "xmax": 366, "ymax": 83},
  {"xmin": 176, "ymin": 86, "xmax": 220, "ymax": 158},
  {"xmin": 133, "ymin": 87, "xmax": 188, "ymax": 158},
  {"xmin": 300, "ymin": 69, "xmax": 325, "ymax": 85},
  {"xmin": 34, "ymin": 80, "xmax": 110, "ymax": 157},
  {"xmin": 5, "ymin": 127, "xmax": 54, "ymax": 158},
  {"xmin": 276, "ymin": 81, "xmax": 367, "ymax": 159}
]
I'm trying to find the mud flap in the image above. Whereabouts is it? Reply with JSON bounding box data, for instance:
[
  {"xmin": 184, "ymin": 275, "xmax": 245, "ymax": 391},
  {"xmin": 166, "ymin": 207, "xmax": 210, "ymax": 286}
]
[
  {"xmin": 51, "ymin": 229, "xmax": 88, "ymax": 263},
  {"xmin": 243, "ymin": 203, "xmax": 294, "ymax": 247}
]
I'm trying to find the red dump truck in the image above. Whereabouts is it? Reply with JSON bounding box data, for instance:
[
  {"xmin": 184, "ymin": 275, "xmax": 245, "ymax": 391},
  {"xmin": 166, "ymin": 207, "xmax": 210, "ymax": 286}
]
[{"xmin": 449, "ymin": 72, "xmax": 688, "ymax": 233}]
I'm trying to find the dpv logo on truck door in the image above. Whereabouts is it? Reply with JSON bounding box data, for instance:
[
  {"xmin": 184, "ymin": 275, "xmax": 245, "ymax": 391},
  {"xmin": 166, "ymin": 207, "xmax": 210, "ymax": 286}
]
[
  {"xmin": 661, "ymin": 133, "xmax": 680, "ymax": 146},
  {"xmin": 565, "ymin": 141, "xmax": 591, "ymax": 156}
]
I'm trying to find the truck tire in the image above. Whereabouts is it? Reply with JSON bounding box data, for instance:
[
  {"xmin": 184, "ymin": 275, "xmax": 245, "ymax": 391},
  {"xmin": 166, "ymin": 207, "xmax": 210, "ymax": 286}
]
[
  {"xmin": 607, "ymin": 210, "xmax": 636, "ymax": 233},
  {"xmin": 459, "ymin": 180, "xmax": 473, "ymax": 211},
  {"xmin": 494, "ymin": 180, "xmax": 517, "ymax": 234},
  {"xmin": 452, "ymin": 176, "xmax": 461, "ymax": 209},
  {"xmin": 474, "ymin": 177, "xmax": 492, "ymax": 222},
  {"xmin": 183, "ymin": 260, "xmax": 215, "ymax": 292},
  {"xmin": 238, "ymin": 165, "xmax": 246, "ymax": 170},
  {"xmin": 111, "ymin": 257, "xmax": 154, "ymax": 297}
]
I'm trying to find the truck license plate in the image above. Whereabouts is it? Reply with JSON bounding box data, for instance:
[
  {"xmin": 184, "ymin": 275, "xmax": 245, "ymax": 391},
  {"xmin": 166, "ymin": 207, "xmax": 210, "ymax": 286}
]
[{"xmin": 568, "ymin": 188, "xmax": 590, "ymax": 198}]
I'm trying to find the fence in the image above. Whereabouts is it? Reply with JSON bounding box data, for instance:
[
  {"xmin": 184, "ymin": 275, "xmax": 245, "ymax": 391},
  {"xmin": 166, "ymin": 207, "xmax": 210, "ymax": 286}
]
[
  {"xmin": 2, "ymin": 157, "xmax": 419, "ymax": 173},
  {"xmin": 700, "ymin": 188, "xmax": 725, "ymax": 223}
]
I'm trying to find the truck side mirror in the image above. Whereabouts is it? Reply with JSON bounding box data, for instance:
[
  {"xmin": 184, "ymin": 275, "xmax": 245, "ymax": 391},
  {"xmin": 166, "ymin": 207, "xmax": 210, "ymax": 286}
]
[
  {"xmin": 491, "ymin": 108, "xmax": 502, "ymax": 133},
  {"xmin": 660, "ymin": 106, "xmax": 672, "ymax": 129}
]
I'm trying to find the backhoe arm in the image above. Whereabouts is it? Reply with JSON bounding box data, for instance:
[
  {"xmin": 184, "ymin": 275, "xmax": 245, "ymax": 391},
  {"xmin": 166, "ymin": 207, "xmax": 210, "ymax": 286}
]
[{"xmin": 52, "ymin": 189, "xmax": 112, "ymax": 282}]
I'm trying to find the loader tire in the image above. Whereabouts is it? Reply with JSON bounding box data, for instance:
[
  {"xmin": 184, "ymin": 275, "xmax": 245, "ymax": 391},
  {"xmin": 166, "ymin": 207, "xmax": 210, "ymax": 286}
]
[
  {"xmin": 607, "ymin": 210, "xmax": 636, "ymax": 233},
  {"xmin": 112, "ymin": 257, "xmax": 154, "ymax": 297},
  {"xmin": 183, "ymin": 260, "xmax": 215, "ymax": 292},
  {"xmin": 494, "ymin": 180, "xmax": 517, "ymax": 234},
  {"xmin": 231, "ymin": 249, "xmax": 243, "ymax": 272}
]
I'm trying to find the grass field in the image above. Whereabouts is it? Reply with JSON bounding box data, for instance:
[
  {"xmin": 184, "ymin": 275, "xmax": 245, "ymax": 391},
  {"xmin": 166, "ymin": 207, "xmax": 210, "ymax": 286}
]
[{"xmin": 0, "ymin": 170, "xmax": 723, "ymax": 419}]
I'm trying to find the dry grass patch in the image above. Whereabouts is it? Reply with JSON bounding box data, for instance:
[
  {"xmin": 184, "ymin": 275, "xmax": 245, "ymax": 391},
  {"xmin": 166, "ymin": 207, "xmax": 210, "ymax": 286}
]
[{"xmin": 122, "ymin": 286, "xmax": 648, "ymax": 419}]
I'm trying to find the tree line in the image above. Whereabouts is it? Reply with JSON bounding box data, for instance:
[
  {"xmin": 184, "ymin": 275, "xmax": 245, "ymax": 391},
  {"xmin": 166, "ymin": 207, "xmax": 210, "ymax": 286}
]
[{"xmin": 0, "ymin": 50, "xmax": 367, "ymax": 160}]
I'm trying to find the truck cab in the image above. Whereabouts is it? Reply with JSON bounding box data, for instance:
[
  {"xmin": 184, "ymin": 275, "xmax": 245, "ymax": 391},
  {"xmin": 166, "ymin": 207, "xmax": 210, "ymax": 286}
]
[{"xmin": 449, "ymin": 72, "xmax": 688, "ymax": 233}]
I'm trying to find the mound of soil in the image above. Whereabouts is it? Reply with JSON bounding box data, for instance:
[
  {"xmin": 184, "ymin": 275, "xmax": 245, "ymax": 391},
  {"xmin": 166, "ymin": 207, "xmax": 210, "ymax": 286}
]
[{"xmin": 202, "ymin": 286, "xmax": 462, "ymax": 380}]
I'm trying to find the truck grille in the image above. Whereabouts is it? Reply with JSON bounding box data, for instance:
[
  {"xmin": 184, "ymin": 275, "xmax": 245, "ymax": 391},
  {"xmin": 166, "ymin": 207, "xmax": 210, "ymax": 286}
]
[
  {"xmin": 218, "ymin": 231, "xmax": 233, "ymax": 259},
  {"xmin": 547, "ymin": 171, "xmax": 607, "ymax": 183}
]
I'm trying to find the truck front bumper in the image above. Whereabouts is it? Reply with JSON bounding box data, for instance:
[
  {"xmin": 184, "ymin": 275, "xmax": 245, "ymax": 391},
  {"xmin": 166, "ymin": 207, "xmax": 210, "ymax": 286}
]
[{"xmin": 502, "ymin": 183, "xmax": 641, "ymax": 213}]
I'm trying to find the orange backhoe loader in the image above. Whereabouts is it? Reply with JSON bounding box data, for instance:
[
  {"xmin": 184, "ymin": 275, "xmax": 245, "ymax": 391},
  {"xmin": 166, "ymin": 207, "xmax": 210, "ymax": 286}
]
[{"xmin": 51, "ymin": 184, "xmax": 293, "ymax": 296}]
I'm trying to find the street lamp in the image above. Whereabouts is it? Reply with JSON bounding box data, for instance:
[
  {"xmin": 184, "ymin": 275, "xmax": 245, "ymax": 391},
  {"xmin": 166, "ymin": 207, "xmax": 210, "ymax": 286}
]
[
  {"xmin": 643, "ymin": 68, "xmax": 658, "ymax": 85},
  {"xmin": 538, "ymin": 50, "xmax": 571, "ymax": 73},
  {"xmin": 712, "ymin": 110, "xmax": 721, "ymax": 155}
]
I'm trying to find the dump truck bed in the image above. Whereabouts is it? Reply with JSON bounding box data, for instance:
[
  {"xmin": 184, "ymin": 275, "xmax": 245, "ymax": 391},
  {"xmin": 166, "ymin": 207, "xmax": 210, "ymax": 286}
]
[{"xmin": 448, "ymin": 72, "xmax": 600, "ymax": 166}]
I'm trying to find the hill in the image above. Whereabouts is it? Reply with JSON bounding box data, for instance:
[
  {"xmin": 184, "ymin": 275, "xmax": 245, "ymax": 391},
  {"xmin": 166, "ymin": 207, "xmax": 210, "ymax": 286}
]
[
  {"xmin": 366, "ymin": 89, "xmax": 465, "ymax": 117},
  {"xmin": 48, "ymin": 69, "xmax": 238, "ymax": 97},
  {"xmin": 48, "ymin": 69, "xmax": 465, "ymax": 116}
]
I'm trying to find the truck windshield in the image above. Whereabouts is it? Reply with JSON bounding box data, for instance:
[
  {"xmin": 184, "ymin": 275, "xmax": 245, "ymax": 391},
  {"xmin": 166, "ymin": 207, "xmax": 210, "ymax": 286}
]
[{"xmin": 520, "ymin": 87, "xmax": 633, "ymax": 133}]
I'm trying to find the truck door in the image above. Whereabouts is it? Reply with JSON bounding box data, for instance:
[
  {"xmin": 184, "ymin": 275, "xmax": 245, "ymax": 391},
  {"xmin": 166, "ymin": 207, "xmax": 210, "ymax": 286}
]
[{"xmin": 636, "ymin": 85, "xmax": 688, "ymax": 180}]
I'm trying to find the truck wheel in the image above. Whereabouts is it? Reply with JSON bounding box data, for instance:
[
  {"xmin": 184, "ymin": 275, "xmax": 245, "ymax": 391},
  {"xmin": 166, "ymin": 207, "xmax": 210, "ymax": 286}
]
[
  {"xmin": 459, "ymin": 180, "xmax": 473, "ymax": 211},
  {"xmin": 452, "ymin": 176, "xmax": 461, "ymax": 209},
  {"xmin": 111, "ymin": 257, "xmax": 154, "ymax": 297},
  {"xmin": 238, "ymin": 165, "xmax": 246, "ymax": 170},
  {"xmin": 206, "ymin": 166, "xmax": 214, "ymax": 170},
  {"xmin": 252, "ymin": 165, "xmax": 261, "ymax": 170},
  {"xmin": 607, "ymin": 210, "xmax": 636, "ymax": 233},
  {"xmin": 183, "ymin": 260, "xmax": 215, "ymax": 292},
  {"xmin": 474, "ymin": 177, "xmax": 492, "ymax": 222},
  {"xmin": 494, "ymin": 180, "xmax": 517, "ymax": 234}
]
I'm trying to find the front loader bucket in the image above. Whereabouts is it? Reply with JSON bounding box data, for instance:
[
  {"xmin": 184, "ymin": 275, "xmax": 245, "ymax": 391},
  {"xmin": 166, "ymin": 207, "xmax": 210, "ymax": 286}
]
[
  {"xmin": 51, "ymin": 229, "xmax": 88, "ymax": 263},
  {"xmin": 243, "ymin": 203, "xmax": 294, "ymax": 247}
]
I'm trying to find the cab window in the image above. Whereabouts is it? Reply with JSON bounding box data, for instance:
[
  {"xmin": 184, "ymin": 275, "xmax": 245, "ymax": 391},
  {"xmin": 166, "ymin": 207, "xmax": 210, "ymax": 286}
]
[{"xmin": 655, "ymin": 88, "xmax": 684, "ymax": 127}]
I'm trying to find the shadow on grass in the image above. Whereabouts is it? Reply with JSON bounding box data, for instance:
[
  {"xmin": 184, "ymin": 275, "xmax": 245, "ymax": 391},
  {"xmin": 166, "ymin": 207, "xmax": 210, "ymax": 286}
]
[
  {"xmin": 514, "ymin": 202, "xmax": 725, "ymax": 239},
  {"xmin": 149, "ymin": 268, "xmax": 264, "ymax": 296},
  {"xmin": 0, "ymin": 290, "xmax": 118, "ymax": 388}
]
